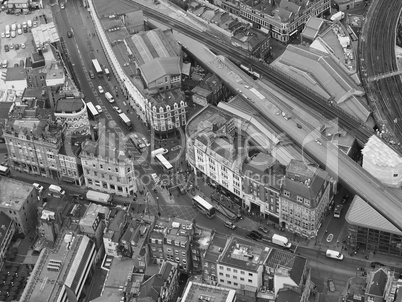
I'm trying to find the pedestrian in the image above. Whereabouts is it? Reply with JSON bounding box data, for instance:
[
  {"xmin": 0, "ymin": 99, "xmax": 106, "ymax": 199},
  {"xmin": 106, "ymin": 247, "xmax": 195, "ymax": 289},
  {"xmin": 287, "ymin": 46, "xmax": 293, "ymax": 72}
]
[{"xmin": 325, "ymin": 229, "xmax": 328, "ymax": 234}]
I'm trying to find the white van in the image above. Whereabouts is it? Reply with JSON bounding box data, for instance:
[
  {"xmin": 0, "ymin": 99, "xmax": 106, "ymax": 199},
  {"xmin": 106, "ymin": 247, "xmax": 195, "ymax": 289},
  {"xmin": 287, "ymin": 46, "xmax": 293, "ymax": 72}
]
[
  {"xmin": 105, "ymin": 92, "xmax": 115, "ymax": 103},
  {"xmin": 326, "ymin": 249, "xmax": 344, "ymax": 260},
  {"xmin": 5, "ymin": 25, "xmax": 10, "ymax": 38},
  {"xmin": 49, "ymin": 184, "xmax": 65, "ymax": 195},
  {"xmin": 1, "ymin": 60, "xmax": 7, "ymax": 68}
]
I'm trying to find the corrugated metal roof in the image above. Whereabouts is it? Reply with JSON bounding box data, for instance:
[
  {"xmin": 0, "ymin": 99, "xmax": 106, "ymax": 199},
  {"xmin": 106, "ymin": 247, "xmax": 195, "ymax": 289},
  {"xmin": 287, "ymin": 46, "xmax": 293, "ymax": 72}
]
[
  {"xmin": 345, "ymin": 195, "xmax": 402, "ymax": 235},
  {"xmin": 139, "ymin": 57, "xmax": 181, "ymax": 84}
]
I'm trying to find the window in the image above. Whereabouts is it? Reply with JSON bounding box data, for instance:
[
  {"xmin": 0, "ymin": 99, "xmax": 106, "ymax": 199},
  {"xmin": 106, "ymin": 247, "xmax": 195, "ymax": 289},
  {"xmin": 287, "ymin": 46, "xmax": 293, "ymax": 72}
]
[
  {"xmin": 283, "ymin": 190, "xmax": 290, "ymax": 197},
  {"xmin": 233, "ymin": 269, "xmax": 238, "ymax": 273},
  {"xmin": 227, "ymin": 268, "xmax": 231, "ymax": 271},
  {"xmin": 219, "ymin": 266, "xmax": 224, "ymax": 270},
  {"xmin": 233, "ymin": 276, "xmax": 237, "ymax": 279},
  {"xmin": 394, "ymin": 174, "xmax": 399, "ymax": 177},
  {"xmin": 175, "ymin": 241, "xmax": 179, "ymax": 246},
  {"xmin": 234, "ymin": 282, "xmax": 238, "ymax": 286},
  {"xmin": 219, "ymin": 272, "xmax": 223, "ymax": 276},
  {"xmin": 240, "ymin": 277, "xmax": 244, "ymax": 281},
  {"xmin": 226, "ymin": 274, "xmax": 230, "ymax": 277},
  {"xmin": 248, "ymin": 273, "xmax": 253, "ymax": 276},
  {"xmin": 227, "ymin": 281, "xmax": 232, "ymax": 285},
  {"xmin": 248, "ymin": 279, "xmax": 252, "ymax": 283},
  {"xmin": 240, "ymin": 271, "xmax": 245, "ymax": 275}
]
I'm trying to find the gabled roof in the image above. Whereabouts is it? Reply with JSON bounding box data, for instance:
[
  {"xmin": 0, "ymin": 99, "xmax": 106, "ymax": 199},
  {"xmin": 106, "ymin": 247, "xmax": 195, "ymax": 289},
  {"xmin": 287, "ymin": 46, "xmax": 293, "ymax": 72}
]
[
  {"xmin": 367, "ymin": 268, "xmax": 387, "ymax": 297},
  {"xmin": 140, "ymin": 57, "xmax": 181, "ymax": 84},
  {"xmin": 279, "ymin": 0, "xmax": 300, "ymax": 15},
  {"xmin": 289, "ymin": 256, "xmax": 306, "ymax": 285}
]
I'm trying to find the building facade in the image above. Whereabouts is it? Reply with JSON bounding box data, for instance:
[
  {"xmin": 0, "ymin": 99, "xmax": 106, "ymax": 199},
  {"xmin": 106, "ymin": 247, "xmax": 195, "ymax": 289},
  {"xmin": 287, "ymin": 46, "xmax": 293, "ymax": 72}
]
[
  {"xmin": 163, "ymin": 218, "xmax": 194, "ymax": 273},
  {"xmin": 243, "ymin": 152, "xmax": 285, "ymax": 223},
  {"xmin": 3, "ymin": 103, "xmax": 64, "ymax": 180},
  {"xmin": 0, "ymin": 212, "xmax": 16, "ymax": 272},
  {"xmin": 345, "ymin": 195, "xmax": 402, "ymax": 257},
  {"xmin": 149, "ymin": 217, "xmax": 171, "ymax": 264},
  {"xmin": 54, "ymin": 97, "xmax": 91, "ymax": 136},
  {"xmin": 216, "ymin": 235, "xmax": 270, "ymax": 293},
  {"xmin": 0, "ymin": 178, "xmax": 38, "ymax": 235},
  {"xmin": 81, "ymin": 131, "xmax": 137, "ymax": 197},
  {"xmin": 220, "ymin": 0, "xmax": 331, "ymax": 43},
  {"xmin": 146, "ymin": 89, "xmax": 188, "ymax": 137},
  {"xmin": 280, "ymin": 160, "xmax": 335, "ymax": 239}
]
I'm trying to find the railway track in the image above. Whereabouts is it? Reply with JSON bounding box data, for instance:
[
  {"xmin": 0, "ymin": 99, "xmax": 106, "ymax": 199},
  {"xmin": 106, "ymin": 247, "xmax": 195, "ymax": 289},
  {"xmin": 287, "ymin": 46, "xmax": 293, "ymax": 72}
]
[{"xmin": 363, "ymin": 0, "xmax": 402, "ymax": 143}]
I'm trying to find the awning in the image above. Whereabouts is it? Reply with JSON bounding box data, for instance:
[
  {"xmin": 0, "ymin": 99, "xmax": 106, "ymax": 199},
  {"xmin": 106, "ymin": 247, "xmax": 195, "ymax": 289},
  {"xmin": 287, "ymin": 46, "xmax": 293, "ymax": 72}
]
[{"xmin": 61, "ymin": 176, "xmax": 75, "ymax": 183}]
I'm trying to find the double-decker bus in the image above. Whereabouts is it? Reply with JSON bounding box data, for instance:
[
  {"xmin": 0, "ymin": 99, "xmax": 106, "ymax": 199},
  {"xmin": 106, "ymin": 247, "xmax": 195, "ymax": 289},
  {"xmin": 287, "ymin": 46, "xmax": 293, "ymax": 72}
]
[
  {"xmin": 119, "ymin": 113, "xmax": 133, "ymax": 130},
  {"xmin": 92, "ymin": 59, "xmax": 103, "ymax": 78},
  {"xmin": 155, "ymin": 154, "xmax": 173, "ymax": 171},
  {"xmin": 192, "ymin": 195, "xmax": 216, "ymax": 218},
  {"xmin": 86, "ymin": 102, "xmax": 99, "ymax": 118},
  {"xmin": 0, "ymin": 165, "xmax": 10, "ymax": 176}
]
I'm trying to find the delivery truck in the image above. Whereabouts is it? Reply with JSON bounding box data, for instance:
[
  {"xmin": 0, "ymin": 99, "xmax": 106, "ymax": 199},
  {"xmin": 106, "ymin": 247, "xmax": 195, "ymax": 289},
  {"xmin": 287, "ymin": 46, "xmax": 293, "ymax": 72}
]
[
  {"xmin": 86, "ymin": 190, "xmax": 113, "ymax": 204},
  {"xmin": 272, "ymin": 234, "xmax": 292, "ymax": 248},
  {"xmin": 326, "ymin": 249, "xmax": 344, "ymax": 260},
  {"xmin": 330, "ymin": 11, "xmax": 345, "ymax": 22}
]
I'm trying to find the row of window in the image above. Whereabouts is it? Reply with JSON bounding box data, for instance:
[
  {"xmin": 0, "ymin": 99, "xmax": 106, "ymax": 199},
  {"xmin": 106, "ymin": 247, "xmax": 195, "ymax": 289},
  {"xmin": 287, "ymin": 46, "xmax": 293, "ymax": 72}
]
[
  {"xmin": 219, "ymin": 266, "xmax": 253, "ymax": 276},
  {"xmin": 86, "ymin": 179, "xmax": 124, "ymax": 192},
  {"xmin": 166, "ymin": 248, "xmax": 187, "ymax": 257},
  {"xmin": 166, "ymin": 239, "xmax": 186, "ymax": 247},
  {"xmin": 85, "ymin": 170, "xmax": 131, "ymax": 183},
  {"xmin": 83, "ymin": 161, "xmax": 131, "ymax": 174}
]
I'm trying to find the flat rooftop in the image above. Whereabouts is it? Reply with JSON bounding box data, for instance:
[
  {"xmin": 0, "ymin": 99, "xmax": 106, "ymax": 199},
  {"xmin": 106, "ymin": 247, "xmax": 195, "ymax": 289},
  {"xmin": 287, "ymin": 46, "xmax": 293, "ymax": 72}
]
[
  {"xmin": 181, "ymin": 281, "xmax": 236, "ymax": 302},
  {"xmin": 21, "ymin": 234, "xmax": 93, "ymax": 302},
  {"xmin": 0, "ymin": 178, "xmax": 35, "ymax": 211},
  {"xmin": 218, "ymin": 235, "xmax": 271, "ymax": 272}
]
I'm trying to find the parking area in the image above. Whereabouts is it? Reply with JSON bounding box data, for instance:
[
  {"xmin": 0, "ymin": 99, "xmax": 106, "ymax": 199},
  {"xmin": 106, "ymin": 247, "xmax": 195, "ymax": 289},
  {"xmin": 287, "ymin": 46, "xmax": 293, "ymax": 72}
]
[{"xmin": 0, "ymin": 7, "xmax": 53, "ymax": 66}]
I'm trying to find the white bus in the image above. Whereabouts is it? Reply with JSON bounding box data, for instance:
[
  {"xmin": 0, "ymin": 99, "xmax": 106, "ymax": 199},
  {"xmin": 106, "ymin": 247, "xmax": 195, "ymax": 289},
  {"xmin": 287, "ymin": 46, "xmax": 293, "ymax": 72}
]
[
  {"xmin": 92, "ymin": 59, "xmax": 102, "ymax": 77},
  {"xmin": 192, "ymin": 195, "xmax": 216, "ymax": 218},
  {"xmin": 119, "ymin": 113, "xmax": 133, "ymax": 130},
  {"xmin": 86, "ymin": 102, "xmax": 99, "ymax": 118},
  {"xmin": 0, "ymin": 165, "xmax": 10, "ymax": 176},
  {"xmin": 155, "ymin": 153, "xmax": 173, "ymax": 171},
  {"xmin": 151, "ymin": 148, "xmax": 168, "ymax": 158}
]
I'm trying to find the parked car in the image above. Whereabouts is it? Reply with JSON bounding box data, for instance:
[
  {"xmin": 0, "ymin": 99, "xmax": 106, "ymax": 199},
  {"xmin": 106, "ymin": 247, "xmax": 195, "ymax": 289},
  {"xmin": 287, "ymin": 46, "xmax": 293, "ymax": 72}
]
[
  {"xmin": 60, "ymin": 3, "xmax": 65, "ymax": 9},
  {"xmin": 17, "ymin": 28, "xmax": 22, "ymax": 35},
  {"xmin": 315, "ymin": 139, "xmax": 323, "ymax": 146},
  {"xmin": 88, "ymin": 70, "xmax": 95, "ymax": 79},
  {"xmin": 224, "ymin": 221, "xmax": 236, "ymax": 229},
  {"xmin": 258, "ymin": 226, "xmax": 269, "ymax": 234},
  {"xmin": 98, "ymin": 85, "xmax": 104, "ymax": 94},
  {"xmin": 71, "ymin": 194, "xmax": 84, "ymax": 200},
  {"xmin": 33, "ymin": 183, "xmax": 44, "ymax": 193},
  {"xmin": 245, "ymin": 234, "xmax": 259, "ymax": 241},
  {"xmin": 20, "ymin": 43, "xmax": 25, "ymax": 49},
  {"xmin": 112, "ymin": 106, "xmax": 123, "ymax": 114},
  {"xmin": 67, "ymin": 31, "xmax": 72, "ymax": 38},
  {"xmin": 142, "ymin": 137, "xmax": 150, "ymax": 147},
  {"xmin": 4, "ymin": 44, "xmax": 9, "ymax": 52},
  {"xmin": 0, "ymin": 32, "xmax": 4, "ymax": 38},
  {"xmin": 14, "ymin": 43, "xmax": 19, "ymax": 50},
  {"xmin": 250, "ymin": 230, "xmax": 263, "ymax": 239},
  {"xmin": 95, "ymin": 105, "xmax": 102, "ymax": 113},
  {"xmin": 9, "ymin": 43, "xmax": 14, "ymax": 49}
]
